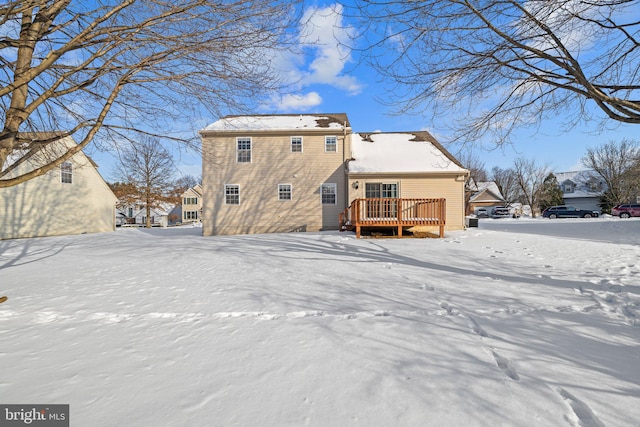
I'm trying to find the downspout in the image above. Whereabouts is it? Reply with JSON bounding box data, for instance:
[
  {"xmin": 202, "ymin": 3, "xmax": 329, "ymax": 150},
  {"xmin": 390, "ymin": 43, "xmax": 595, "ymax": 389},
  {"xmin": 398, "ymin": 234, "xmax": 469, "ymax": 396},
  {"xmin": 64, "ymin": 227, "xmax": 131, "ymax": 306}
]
[{"xmin": 343, "ymin": 122, "xmax": 349, "ymax": 209}]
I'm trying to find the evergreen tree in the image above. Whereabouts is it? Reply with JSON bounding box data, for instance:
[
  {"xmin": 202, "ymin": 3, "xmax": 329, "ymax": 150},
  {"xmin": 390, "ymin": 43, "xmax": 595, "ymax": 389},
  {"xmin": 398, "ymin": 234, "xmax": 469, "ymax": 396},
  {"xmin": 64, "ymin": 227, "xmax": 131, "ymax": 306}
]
[{"xmin": 539, "ymin": 174, "xmax": 564, "ymax": 212}]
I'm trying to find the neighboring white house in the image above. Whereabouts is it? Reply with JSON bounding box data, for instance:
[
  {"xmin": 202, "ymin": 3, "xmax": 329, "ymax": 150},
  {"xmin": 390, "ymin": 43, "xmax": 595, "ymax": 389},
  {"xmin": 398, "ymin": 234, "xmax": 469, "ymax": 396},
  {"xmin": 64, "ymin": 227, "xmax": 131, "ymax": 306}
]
[
  {"xmin": 0, "ymin": 134, "xmax": 118, "ymax": 240},
  {"xmin": 116, "ymin": 201, "xmax": 172, "ymax": 227},
  {"xmin": 555, "ymin": 170, "xmax": 605, "ymax": 212}
]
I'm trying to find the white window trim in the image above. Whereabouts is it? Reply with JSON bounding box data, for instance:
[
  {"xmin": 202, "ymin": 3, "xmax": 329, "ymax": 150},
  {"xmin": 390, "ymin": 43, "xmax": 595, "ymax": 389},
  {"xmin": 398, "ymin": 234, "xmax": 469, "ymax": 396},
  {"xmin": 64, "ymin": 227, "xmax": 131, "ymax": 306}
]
[
  {"xmin": 321, "ymin": 183, "xmax": 337, "ymax": 205},
  {"xmin": 278, "ymin": 183, "xmax": 292, "ymax": 201},
  {"xmin": 236, "ymin": 137, "xmax": 252, "ymax": 163},
  {"xmin": 184, "ymin": 211, "xmax": 199, "ymax": 220},
  {"xmin": 224, "ymin": 184, "xmax": 241, "ymax": 205},
  {"xmin": 324, "ymin": 135, "xmax": 337, "ymax": 153},
  {"xmin": 290, "ymin": 136, "xmax": 303, "ymax": 153}
]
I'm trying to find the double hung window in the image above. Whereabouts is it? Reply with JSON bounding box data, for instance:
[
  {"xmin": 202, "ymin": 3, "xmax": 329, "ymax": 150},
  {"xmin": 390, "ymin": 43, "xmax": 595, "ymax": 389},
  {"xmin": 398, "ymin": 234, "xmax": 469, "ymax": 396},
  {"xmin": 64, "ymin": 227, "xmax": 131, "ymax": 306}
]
[
  {"xmin": 61, "ymin": 161, "xmax": 73, "ymax": 184},
  {"xmin": 237, "ymin": 137, "xmax": 251, "ymax": 163},
  {"xmin": 321, "ymin": 183, "xmax": 336, "ymax": 205},
  {"xmin": 325, "ymin": 136, "xmax": 337, "ymax": 153},
  {"xmin": 225, "ymin": 184, "xmax": 240, "ymax": 205},
  {"xmin": 291, "ymin": 137, "xmax": 303, "ymax": 153}
]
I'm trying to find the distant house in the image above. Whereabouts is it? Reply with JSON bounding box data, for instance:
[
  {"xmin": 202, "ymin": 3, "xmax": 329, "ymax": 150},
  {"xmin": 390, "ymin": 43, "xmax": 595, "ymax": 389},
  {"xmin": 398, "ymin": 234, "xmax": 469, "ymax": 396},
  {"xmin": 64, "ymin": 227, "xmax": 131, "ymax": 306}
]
[
  {"xmin": 554, "ymin": 170, "xmax": 605, "ymax": 212},
  {"xmin": 200, "ymin": 113, "xmax": 469, "ymax": 237},
  {"xmin": 116, "ymin": 201, "xmax": 172, "ymax": 227},
  {"xmin": 181, "ymin": 184, "xmax": 203, "ymax": 223},
  {"xmin": 467, "ymin": 181, "xmax": 506, "ymax": 215},
  {"xmin": 0, "ymin": 134, "xmax": 117, "ymax": 240}
]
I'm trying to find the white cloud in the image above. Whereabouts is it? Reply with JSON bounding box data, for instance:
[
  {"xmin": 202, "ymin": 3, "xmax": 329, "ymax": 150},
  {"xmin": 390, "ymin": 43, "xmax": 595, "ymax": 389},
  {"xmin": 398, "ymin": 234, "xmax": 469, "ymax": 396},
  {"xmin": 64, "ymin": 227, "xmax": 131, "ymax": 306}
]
[
  {"xmin": 274, "ymin": 92, "xmax": 323, "ymax": 111},
  {"xmin": 263, "ymin": 4, "xmax": 364, "ymax": 112},
  {"xmin": 297, "ymin": 4, "xmax": 363, "ymax": 95}
]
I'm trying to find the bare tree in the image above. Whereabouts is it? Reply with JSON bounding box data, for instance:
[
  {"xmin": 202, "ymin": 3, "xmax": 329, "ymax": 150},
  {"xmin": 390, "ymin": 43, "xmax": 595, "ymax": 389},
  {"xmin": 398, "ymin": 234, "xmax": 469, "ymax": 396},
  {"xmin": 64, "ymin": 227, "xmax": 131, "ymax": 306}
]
[
  {"xmin": 167, "ymin": 174, "xmax": 200, "ymax": 205},
  {"xmin": 117, "ymin": 136, "xmax": 176, "ymax": 228},
  {"xmin": 582, "ymin": 139, "xmax": 640, "ymax": 208},
  {"xmin": 513, "ymin": 157, "xmax": 550, "ymax": 215},
  {"xmin": 457, "ymin": 147, "xmax": 488, "ymax": 214},
  {"xmin": 354, "ymin": 0, "xmax": 640, "ymax": 144},
  {"xmin": 0, "ymin": 0, "xmax": 299, "ymax": 188},
  {"xmin": 490, "ymin": 166, "xmax": 521, "ymax": 207}
]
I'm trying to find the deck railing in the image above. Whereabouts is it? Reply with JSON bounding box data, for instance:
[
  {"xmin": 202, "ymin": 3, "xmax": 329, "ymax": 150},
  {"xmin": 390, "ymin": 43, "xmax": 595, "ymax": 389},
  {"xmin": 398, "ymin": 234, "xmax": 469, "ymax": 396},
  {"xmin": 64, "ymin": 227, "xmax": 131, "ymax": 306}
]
[{"xmin": 339, "ymin": 198, "xmax": 446, "ymax": 238}]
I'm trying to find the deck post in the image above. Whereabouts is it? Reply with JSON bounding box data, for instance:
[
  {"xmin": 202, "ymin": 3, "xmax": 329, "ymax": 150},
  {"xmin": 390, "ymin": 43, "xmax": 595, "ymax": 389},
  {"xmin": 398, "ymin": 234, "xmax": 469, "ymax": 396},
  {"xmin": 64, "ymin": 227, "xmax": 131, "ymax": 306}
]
[{"xmin": 397, "ymin": 198, "xmax": 402, "ymax": 238}]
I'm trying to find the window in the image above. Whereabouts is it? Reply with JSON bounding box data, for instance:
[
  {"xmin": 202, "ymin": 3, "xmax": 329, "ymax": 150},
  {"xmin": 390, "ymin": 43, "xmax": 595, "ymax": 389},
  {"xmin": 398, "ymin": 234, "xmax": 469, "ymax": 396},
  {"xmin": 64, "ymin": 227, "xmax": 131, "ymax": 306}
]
[
  {"xmin": 61, "ymin": 161, "xmax": 72, "ymax": 184},
  {"xmin": 278, "ymin": 184, "xmax": 292, "ymax": 201},
  {"xmin": 184, "ymin": 211, "xmax": 198, "ymax": 220},
  {"xmin": 587, "ymin": 180, "xmax": 602, "ymax": 192},
  {"xmin": 291, "ymin": 136, "xmax": 303, "ymax": 153},
  {"xmin": 237, "ymin": 137, "xmax": 251, "ymax": 163},
  {"xmin": 225, "ymin": 184, "xmax": 240, "ymax": 205},
  {"xmin": 183, "ymin": 197, "xmax": 198, "ymax": 205},
  {"xmin": 563, "ymin": 183, "xmax": 574, "ymax": 193},
  {"xmin": 321, "ymin": 183, "xmax": 337, "ymax": 205},
  {"xmin": 325, "ymin": 136, "xmax": 337, "ymax": 152}
]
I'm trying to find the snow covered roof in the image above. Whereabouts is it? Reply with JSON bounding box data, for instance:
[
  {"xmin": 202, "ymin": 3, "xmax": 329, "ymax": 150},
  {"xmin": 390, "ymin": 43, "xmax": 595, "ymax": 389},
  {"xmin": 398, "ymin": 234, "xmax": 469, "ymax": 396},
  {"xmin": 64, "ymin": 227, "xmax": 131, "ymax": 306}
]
[
  {"xmin": 349, "ymin": 132, "xmax": 467, "ymax": 174},
  {"xmin": 182, "ymin": 184, "xmax": 203, "ymax": 198},
  {"xmin": 202, "ymin": 114, "xmax": 350, "ymax": 132},
  {"xmin": 554, "ymin": 170, "xmax": 605, "ymax": 198},
  {"xmin": 470, "ymin": 181, "xmax": 504, "ymax": 202}
]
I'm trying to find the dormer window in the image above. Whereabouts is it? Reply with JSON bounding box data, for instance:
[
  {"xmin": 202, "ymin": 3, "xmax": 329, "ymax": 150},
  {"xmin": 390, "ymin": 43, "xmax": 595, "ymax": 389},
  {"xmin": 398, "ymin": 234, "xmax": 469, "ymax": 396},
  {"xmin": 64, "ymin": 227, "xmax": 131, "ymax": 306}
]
[{"xmin": 563, "ymin": 183, "xmax": 574, "ymax": 193}]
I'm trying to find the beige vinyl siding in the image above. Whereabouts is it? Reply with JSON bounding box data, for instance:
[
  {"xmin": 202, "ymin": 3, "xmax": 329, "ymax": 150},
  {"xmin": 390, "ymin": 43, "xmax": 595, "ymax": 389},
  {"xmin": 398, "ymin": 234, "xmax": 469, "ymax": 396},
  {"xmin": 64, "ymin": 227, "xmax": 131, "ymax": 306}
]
[
  {"xmin": 202, "ymin": 131, "xmax": 349, "ymax": 236},
  {"xmin": 181, "ymin": 186, "xmax": 203, "ymax": 223},
  {"xmin": 0, "ymin": 150, "xmax": 117, "ymax": 240},
  {"xmin": 347, "ymin": 174, "xmax": 466, "ymax": 231}
]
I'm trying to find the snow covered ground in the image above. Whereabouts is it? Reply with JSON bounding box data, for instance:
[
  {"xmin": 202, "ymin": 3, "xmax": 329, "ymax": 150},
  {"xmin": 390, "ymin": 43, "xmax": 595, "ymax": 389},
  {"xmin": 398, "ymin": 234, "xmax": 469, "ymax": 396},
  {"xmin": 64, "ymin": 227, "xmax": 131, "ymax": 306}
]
[{"xmin": 1, "ymin": 217, "xmax": 639, "ymax": 426}]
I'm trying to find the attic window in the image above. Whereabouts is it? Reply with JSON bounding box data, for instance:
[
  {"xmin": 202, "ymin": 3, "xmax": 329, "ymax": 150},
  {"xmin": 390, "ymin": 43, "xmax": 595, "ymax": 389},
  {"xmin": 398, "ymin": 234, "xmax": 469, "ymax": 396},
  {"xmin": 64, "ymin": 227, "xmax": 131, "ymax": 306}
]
[
  {"xmin": 563, "ymin": 183, "xmax": 573, "ymax": 193},
  {"xmin": 61, "ymin": 161, "xmax": 72, "ymax": 184}
]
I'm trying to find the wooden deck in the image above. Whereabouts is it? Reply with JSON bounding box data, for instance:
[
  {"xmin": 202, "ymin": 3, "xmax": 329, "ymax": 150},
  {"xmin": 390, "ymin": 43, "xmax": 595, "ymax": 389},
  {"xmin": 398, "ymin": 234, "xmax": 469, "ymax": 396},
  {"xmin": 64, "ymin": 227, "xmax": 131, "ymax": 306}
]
[{"xmin": 339, "ymin": 198, "xmax": 446, "ymax": 238}]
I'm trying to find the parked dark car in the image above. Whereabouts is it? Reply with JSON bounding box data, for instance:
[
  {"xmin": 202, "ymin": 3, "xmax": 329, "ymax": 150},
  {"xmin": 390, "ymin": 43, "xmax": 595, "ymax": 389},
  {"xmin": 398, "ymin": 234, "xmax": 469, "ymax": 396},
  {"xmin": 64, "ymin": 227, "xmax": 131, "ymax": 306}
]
[
  {"xmin": 542, "ymin": 205, "xmax": 599, "ymax": 219},
  {"xmin": 611, "ymin": 204, "xmax": 640, "ymax": 218}
]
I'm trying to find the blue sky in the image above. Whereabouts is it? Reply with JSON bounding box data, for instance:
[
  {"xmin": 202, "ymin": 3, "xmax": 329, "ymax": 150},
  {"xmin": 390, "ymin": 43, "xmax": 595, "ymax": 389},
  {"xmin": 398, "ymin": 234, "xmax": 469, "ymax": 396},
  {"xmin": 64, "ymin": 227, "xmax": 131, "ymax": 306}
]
[{"xmin": 91, "ymin": 1, "xmax": 639, "ymax": 182}]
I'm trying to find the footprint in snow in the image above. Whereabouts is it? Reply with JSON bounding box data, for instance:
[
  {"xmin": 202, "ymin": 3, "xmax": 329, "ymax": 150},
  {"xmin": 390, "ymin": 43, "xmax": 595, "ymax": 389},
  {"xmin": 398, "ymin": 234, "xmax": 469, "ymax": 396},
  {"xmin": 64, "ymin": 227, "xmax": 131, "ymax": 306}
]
[
  {"xmin": 558, "ymin": 388, "xmax": 605, "ymax": 427},
  {"xmin": 491, "ymin": 350, "xmax": 519, "ymax": 381},
  {"xmin": 467, "ymin": 315, "xmax": 488, "ymax": 337}
]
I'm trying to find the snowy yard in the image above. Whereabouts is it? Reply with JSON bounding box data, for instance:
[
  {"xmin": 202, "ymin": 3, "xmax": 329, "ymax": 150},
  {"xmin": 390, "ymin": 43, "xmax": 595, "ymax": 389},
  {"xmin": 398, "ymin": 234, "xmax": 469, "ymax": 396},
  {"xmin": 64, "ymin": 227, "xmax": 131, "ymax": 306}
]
[{"xmin": 1, "ymin": 217, "xmax": 639, "ymax": 426}]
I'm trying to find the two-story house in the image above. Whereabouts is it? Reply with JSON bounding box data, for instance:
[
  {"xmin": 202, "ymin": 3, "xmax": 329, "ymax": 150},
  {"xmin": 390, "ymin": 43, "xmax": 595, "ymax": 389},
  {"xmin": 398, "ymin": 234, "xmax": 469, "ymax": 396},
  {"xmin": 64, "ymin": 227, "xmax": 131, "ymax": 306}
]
[
  {"xmin": 200, "ymin": 114, "xmax": 468, "ymax": 237},
  {"xmin": 181, "ymin": 184, "xmax": 203, "ymax": 224},
  {"xmin": 555, "ymin": 170, "xmax": 605, "ymax": 212}
]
